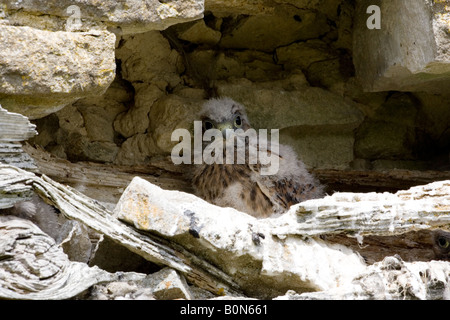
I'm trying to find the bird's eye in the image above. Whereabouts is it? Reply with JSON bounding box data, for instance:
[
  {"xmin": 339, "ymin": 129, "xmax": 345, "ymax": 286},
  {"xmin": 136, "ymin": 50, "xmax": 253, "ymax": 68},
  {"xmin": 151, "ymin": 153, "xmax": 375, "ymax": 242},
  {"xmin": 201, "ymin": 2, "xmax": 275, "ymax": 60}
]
[
  {"xmin": 234, "ymin": 116, "xmax": 242, "ymax": 127},
  {"xmin": 204, "ymin": 121, "xmax": 214, "ymax": 130},
  {"xmin": 437, "ymin": 236, "xmax": 450, "ymax": 249}
]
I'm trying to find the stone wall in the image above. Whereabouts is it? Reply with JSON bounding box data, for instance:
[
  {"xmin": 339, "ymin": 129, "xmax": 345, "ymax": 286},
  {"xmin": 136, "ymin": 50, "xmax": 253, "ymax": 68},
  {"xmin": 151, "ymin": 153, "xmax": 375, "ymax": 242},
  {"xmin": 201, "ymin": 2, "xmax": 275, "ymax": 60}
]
[{"xmin": 1, "ymin": 0, "xmax": 450, "ymax": 183}]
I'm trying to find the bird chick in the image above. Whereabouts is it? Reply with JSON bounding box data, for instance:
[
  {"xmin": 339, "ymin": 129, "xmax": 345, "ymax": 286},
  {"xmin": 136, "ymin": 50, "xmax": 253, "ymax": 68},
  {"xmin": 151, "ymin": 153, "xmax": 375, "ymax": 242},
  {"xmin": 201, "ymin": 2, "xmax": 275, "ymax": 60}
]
[
  {"xmin": 432, "ymin": 230, "xmax": 450, "ymax": 261},
  {"xmin": 192, "ymin": 97, "xmax": 324, "ymax": 218}
]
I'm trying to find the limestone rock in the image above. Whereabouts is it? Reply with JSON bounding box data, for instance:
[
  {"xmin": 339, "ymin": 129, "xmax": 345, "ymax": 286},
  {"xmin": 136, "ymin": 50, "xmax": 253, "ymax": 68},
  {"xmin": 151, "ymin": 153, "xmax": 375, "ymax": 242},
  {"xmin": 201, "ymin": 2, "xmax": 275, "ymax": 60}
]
[
  {"xmin": 276, "ymin": 256, "xmax": 450, "ymax": 300},
  {"xmin": 112, "ymin": 90, "xmax": 205, "ymax": 165},
  {"xmin": 205, "ymin": 0, "xmax": 277, "ymax": 16},
  {"xmin": 0, "ymin": 25, "xmax": 116, "ymax": 119},
  {"xmin": 354, "ymin": 92, "xmax": 422, "ymax": 161},
  {"xmin": 114, "ymin": 84, "xmax": 164, "ymax": 139},
  {"xmin": 0, "ymin": 105, "xmax": 37, "ymax": 171},
  {"xmin": 2, "ymin": 0, "xmax": 205, "ymax": 34},
  {"xmin": 353, "ymin": 0, "xmax": 450, "ymax": 93},
  {"xmin": 2, "ymin": 162, "xmax": 449, "ymax": 300},
  {"xmin": 116, "ymin": 31, "xmax": 183, "ymax": 88},
  {"xmin": 114, "ymin": 133, "xmax": 158, "ymax": 166},
  {"xmin": 144, "ymin": 268, "xmax": 193, "ymax": 300},
  {"xmin": 114, "ymin": 176, "xmax": 450, "ymax": 298},
  {"xmin": 32, "ymin": 79, "xmax": 131, "ymax": 163},
  {"xmin": 0, "ymin": 105, "xmax": 37, "ymax": 142},
  {"xmin": 85, "ymin": 268, "xmax": 194, "ymax": 300},
  {"xmin": 175, "ymin": 20, "xmax": 221, "ymax": 45},
  {"xmin": 273, "ymin": 180, "xmax": 450, "ymax": 237},
  {"xmin": 0, "ymin": 165, "xmax": 35, "ymax": 210},
  {"xmin": 276, "ymin": 40, "xmax": 334, "ymax": 71},
  {"xmin": 219, "ymin": 6, "xmax": 329, "ymax": 52},
  {"xmin": 217, "ymin": 78, "xmax": 363, "ymax": 130},
  {"xmin": 355, "ymin": 121, "xmax": 416, "ymax": 160},
  {"xmin": 0, "ymin": 215, "xmax": 117, "ymax": 300},
  {"xmin": 216, "ymin": 78, "xmax": 364, "ymax": 168},
  {"xmin": 148, "ymin": 94, "xmax": 203, "ymax": 154},
  {"xmin": 186, "ymin": 49, "xmax": 284, "ymax": 83},
  {"xmin": 281, "ymin": 128, "xmax": 356, "ymax": 169},
  {"xmin": 205, "ymin": 0, "xmax": 341, "ymax": 18},
  {"xmin": 114, "ymin": 176, "xmax": 368, "ymax": 298}
]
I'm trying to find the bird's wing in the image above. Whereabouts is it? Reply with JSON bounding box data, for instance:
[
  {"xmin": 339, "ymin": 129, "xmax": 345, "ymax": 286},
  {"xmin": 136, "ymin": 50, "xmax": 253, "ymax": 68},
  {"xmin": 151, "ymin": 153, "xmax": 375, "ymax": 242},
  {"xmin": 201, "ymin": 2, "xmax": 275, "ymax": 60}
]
[{"xmin": 248, "ymin": 153, "xmax": 323, "ymax": 211}]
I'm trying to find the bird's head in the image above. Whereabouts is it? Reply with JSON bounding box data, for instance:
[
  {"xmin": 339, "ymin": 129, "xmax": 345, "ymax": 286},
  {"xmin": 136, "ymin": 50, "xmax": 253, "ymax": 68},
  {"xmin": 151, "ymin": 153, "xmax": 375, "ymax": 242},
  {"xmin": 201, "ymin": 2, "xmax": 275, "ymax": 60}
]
[{"xmin": 199, "ymin": 97, "xmax": 251, "ymax": 137}]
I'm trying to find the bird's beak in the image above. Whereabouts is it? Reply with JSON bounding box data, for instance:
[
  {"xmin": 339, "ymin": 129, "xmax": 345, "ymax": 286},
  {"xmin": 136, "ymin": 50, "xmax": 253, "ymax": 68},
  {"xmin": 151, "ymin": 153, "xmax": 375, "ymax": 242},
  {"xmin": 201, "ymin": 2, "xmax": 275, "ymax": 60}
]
[{"xmin": 216, "ymin": 122, "xmax": 234, "ymax": 138}]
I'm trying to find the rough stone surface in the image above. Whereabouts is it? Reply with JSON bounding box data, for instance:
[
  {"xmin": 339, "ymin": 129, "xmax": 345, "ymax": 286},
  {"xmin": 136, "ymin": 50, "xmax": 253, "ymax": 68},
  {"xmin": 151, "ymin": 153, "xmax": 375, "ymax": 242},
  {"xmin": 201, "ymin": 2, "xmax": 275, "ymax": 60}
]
[
  {"xmin": 219, "ymin": 6, "xmax": 329, "ymax": 52},
  {"xmin": 116, "ymin": 30, "xmax": 183, "ymax": 88},
  {"xmin": 114, "ymin": 84, "xmax": 163, "ymax": 139},
  {"xmin": 148, "ymin": 94, "xmax": 203, "ymax": 154},
  {"xmin": 0, "ymin": 215, "xmax": 118, "ymax": 300},
  {"xmin": 273, "ymin": 180, "xmax": 450, "ymax": 237},
  {"xmin": 354, "ymin": 0, "xmax": 450, "ymax": 93},
  {"xmin": 1, "ymin": 0, "xmax": 450, "ymax": 302},
  {"xmin": 216, "ymin": 78, "xmax": 364, "ymax": 168},
  {"xmin": 275, "ymin": 255, "xmax": 450, "ymax": 300},
  {"xmin": 0, "ymin": 26, "xmax": 116, "ymax": 119},
  {"xmin": 114, "ymin": 176, "xmax": 450, "ymax": 299},
  {"xmin": 205, "ymin": 0, "xmax": 341, "ymax": 18},
  {"xmin": 0, "ymin": 105, "xmax": 37, "ymax": 171},
  {"xmin": 355, "ymin": 121, "xmax": 416, "ymax": 160},
  {"xmin": 114, "ymin": 176, "xmax": 368, "ymax": 298},
  {"xmin": 14, "ymin": 1, "xmax": 449, "ymax": 172},
  {"xmin": 175, "ymin": 19, "xmax": 221, "ymax": 45},
  {"xmin": 1, "ymin": 0, "xmax": 205, "ymax": 34},
  {"xmin": 276, "ymin": 39, "xmax": 335, "ymax": 70},
  {"xmin": 144, "ymin": 267, "xmax": 193, "ymax": 300}
]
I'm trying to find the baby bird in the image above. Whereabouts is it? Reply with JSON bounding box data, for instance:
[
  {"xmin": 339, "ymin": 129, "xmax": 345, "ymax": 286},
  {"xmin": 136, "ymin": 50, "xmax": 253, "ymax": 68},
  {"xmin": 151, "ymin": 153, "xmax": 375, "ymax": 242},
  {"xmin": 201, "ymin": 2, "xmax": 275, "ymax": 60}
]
[
  {"xmin": 192, "ymin": 97, "xmax": 324, "ymax": 218},
  {"xmin": 433, "ymin": 230, "xmax": 450, "ymax": 261}
]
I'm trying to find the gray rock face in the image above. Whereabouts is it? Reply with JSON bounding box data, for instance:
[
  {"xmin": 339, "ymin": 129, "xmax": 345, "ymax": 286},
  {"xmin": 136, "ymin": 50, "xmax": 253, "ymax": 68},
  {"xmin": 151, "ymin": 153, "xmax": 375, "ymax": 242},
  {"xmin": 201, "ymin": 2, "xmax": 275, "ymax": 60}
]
[
  {"xmin": 218, "ymin": 5, "xmax": 329, "ymax": 52},
  {"xmin": 354, "ymin": 0, "xmax": 450, "ymax": 93},
  {"xmin": 0, "ymin": 0, "xmax": 204, "ymax": 119},
  {"xmin": 0, "ymin": 215, "xmax": 118, "ymax": 300},
  {"xmin": 0, "ymin": 105, "xmax": 37, "ymax": 171},
  {"xmin": 114, "ymin": 176, "xmax": 450, "ymax": 299},
  {"xmin": 1, "ymin": 0, "xmax": 205, "ymax": 34},
  {"xmin": 0, "ymin": 26, "xmax": 116, "ymax": 119}
]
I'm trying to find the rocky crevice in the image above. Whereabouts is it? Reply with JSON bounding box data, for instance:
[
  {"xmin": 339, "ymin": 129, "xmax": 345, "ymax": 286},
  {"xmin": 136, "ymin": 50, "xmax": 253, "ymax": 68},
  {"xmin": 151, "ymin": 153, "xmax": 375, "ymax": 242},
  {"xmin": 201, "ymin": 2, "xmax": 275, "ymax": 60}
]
[{"xmin": 0, "ymin": 0, "xmax": 449, "ymax": 300}]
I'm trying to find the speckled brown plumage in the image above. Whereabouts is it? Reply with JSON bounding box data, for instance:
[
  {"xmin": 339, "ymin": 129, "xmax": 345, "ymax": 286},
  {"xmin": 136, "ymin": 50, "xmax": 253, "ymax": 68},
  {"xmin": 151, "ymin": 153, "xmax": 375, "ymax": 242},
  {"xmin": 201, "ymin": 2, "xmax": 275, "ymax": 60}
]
[{"xmin": 192, "ymin": 97, "xmax": 324, "ymax": 218}]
